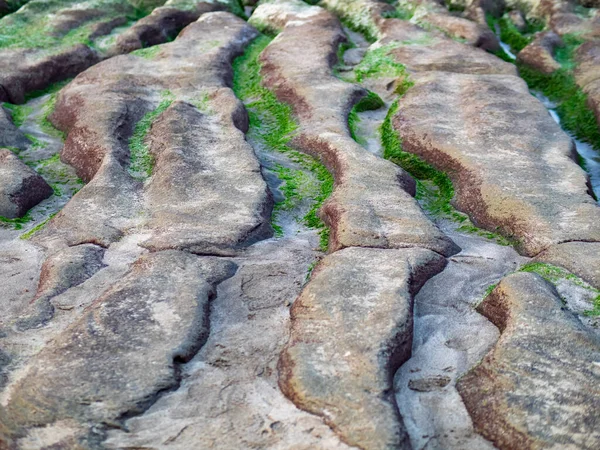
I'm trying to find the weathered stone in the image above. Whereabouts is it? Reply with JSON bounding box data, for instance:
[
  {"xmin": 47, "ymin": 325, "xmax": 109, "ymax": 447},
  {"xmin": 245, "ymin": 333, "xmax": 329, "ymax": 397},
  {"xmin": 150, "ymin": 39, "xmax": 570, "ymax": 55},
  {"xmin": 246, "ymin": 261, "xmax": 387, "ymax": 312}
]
[
  {"xmin": 322, "ymin": 0, "xmax": 516, "ymax": 76},
  {"xmin": 394, "ymin": 230, "xmax": 524, "ymax": 450},
  {"xmin": 4, "ymin": 250, "xmax": 236, "ymax": 445},
  {"xmin": 409, "ymin": 0, "xmax": 500, "ymax": 51},
  {"xmin": 0, "ymin": 0, "xmax": 135, "ymax": 103},
  {"xmin": 254, "ymin": 0, "xmax": 459, "ymax": 257},
  {"xmin": 535, "ymin": 241, "xmax": 600, "ymax": 290},
  {"xmin": 35, "ymin": 13, "xmax": 271, "ymax": 255},
  {"xmin": 15, "ymin": 244, "xmax": 106, "ymax": 330},
  {"xmin": 141, "ymin": 99, "xmax": 272, "ymax": 254},
  {"xmin": 0, "ymin": 148, "xmax": 52, "ymax": 218},
  {"xmin": 392, "ymin": 72, "xmax": 600, "ymax": 256},
  {"xmin": 517, "ymin": 31, "xmax": 563, "ymax": 74},
  {"xmin": 104, "ymin": 236, "xmax": 354, "ymax": 450},
  {"xmin": 279, "ymin": 247, "xmax": 446, "ymax": 450},
  {"xmin": 0, "ymin": 107, "xmax": 28, "ymax": 150},
  {"xmin": 112, "ymin": 0, "xmax": 229, "ymax": 54},
  {"xmin": 457, "ymin": 272, "xmax": 600, "ymax": 449}
]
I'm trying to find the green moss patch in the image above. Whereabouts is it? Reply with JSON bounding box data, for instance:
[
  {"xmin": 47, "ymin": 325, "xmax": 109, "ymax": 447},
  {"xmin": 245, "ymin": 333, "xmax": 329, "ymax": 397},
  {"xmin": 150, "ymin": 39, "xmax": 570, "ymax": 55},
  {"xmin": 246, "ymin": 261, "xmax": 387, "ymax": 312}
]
[
  {"xmin": 2, "ymin": 103, "xmax": 32, "ymax": 128},
  {"xmin": 128, "ymin": 90, "xmax": 174, "ymax": 180},
  {"xmin": 381, "ymin": 99, "xmax": 514, "ymax": 246},
  {"xmin": 233, "ymin": 35, "xmax": 333, "ymax": 250},
  {"xmin": 348, "ymin": 91, "xmax": 384, "ymax": 144},
  {"xmin": 519, "ymin": 262, "xmax": 600, "ymax": 316},
  {"xmin": 0, "ymin": 0, "xmax": 142, "ymax": 51},
  {"xmin": 354, "ymin": 43, "xmax": 412, "ymax": 83},
  {"xmin": 19, "ymin": 213, "xmax": 56, "ymax": 239},
  {"xmin": 489, "ymin": 16, "xmax": 600, "ymax": 151}
]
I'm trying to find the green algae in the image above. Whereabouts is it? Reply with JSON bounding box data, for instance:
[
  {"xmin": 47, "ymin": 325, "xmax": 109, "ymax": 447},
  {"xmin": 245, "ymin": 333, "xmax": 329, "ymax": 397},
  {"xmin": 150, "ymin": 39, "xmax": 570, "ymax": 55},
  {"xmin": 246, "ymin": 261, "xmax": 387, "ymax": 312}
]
[
  {"xmin": 489, "ymin": 15, "xmax": 600, "ymax": 151},
  {"xmin": 348, "ymin": 91, "xmax": 384, "ymax": 145},
  {"xmin": 519, "ymin": 262, "xmax": 600, "ymax": 316},
  {"xmin": 129, "ymin": 90, "xmax": 174, "ymax": 180},
  {"xmin": 381, "ymin": 99, "xmax": 515, "ymax": 246},
  {"xmin": 232, "ymin": 34, "xmax": 333, "ymax": 251}
]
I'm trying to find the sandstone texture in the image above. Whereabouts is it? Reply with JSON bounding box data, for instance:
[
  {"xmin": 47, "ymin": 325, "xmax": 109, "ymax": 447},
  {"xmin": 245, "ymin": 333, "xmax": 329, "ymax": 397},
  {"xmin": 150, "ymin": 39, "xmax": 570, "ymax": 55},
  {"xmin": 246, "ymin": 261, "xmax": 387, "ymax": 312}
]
[
  {"xmin": 280, "ymin": 247, "xmax": 446, "ymax": 450},
  {"xmin": 393, "ymin": 72, "xmax": 600, "ymax": 256},
  {"xmin": 517, "ymin": 31, "xmax": 563, "ymax": 74},
  {"xmin": 457, "ymin": 272, "xmax": 600, "ymax": 450},
  {"xmin": 4, "ymin": 251, "xmax": 236, "ymax": 446},
  {"xmin": 36, "ymin": 12, "xmax": 271, "ymax": 254},
  {"xmin": 253, "ymin": 0, "xmax": 458, "ymax": 257},
  {"xmin": 1, "ymin": 0, "xmax": 600, "ymax": 449}
]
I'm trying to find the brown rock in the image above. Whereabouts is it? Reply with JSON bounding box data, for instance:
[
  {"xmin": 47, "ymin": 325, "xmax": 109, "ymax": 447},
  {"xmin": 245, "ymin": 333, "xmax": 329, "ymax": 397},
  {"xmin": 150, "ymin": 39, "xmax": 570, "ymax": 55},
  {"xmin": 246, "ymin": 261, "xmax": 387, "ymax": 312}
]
[
  {"xmin": 0, "ymin": 149, "xmax": 52, "ymax": 219},
  {"xmin": 36, "ymin": 13, "xmax": 271, "ymax": 255},
  {"xmin": 517, "ymin": 31, "xmax": 563, "ymax": 74},
  {"xmin": 279, "ymin": 247, "xmax": 446, "ymax": 450},
  {"xmin": 112, "ymin": 2, "xmax": 224, "ymax": 54},
  {"xmin": 0, "ymin": 45, "xmax": 99, "ymax": 104},
  {"xmin": 411, "ymin": 0, "xmax": 500, "ymax": 52},
  {"xmin": 575, "ymin": 40, "xmax": 600, "ymax": 126},
  {"xmin": 507, "ymin": 9, "xmax": 526, "ymax": 32},
  {"xmin": 253, "ymin": 0, "xmax": 459, "ymax": 257},
  {"xmin": 392, "ymin": 71, "xmax": 600, "ymax": 256},
  {"xmin": 457, "ymin": 272, "xmax": 600, "ymax": 449},
  {"xmin": 321, "ymin": 0, "xmax": 515, "ymax": 76}
]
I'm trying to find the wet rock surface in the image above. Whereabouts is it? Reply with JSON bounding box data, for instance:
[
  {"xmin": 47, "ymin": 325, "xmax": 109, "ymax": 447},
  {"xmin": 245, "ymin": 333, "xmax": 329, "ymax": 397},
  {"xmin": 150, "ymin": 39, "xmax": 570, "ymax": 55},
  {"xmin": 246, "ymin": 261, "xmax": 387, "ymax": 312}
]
[
  {"xmin": 1, "ymin": 0, "xmax": 600, "ymax": 449},
  {"xmin": 253, "ymin": 0, "xmax": 458, "ymax": 257}
]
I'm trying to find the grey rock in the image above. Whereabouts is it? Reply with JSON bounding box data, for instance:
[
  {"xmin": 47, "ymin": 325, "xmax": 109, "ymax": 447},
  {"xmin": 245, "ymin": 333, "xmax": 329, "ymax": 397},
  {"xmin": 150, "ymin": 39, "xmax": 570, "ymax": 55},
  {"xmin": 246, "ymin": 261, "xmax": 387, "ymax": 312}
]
[
  {"xmin": 15, "ymin": 244, "xmax": 106, "ymax": 330},
  {"xmin": 535, "ymin": 241, "xmax": 600, "ymax": 290},
  {"xmin": 393, "ymin": 72, "xmax": 600, "ymax": 256},
  {"xmin": 35, "ymin": 13, "xmax": 271, "ymax": 256},
  {"xmin": 0, "ymin": 148, "xmax": 52, "ymax": 219},
  {"xmin": 253, "ymin": 0, "xmax": 459, "ymax": 257},
  {"xmin": 4, "ymin": 250, "xmax": 236, "ymax": 445},
  {"xmin": 0, "ymin": 107, "xmax": 28, "ymax": 150}
]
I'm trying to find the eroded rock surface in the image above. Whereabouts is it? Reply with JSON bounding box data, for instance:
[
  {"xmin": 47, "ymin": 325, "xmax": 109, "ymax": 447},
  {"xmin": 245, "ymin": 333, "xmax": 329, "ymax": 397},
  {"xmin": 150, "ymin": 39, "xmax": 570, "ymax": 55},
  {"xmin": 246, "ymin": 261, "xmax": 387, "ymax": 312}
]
[
  {"xmin": 0, "ymin": 107, "xmax": 28, "ymax": 150},
  {"xmin": 517, "ymin": 31, "xmax": 563, "ymax": 74},
  {"xmin": 4, "ymin": 250, "xmax": 236, "ymax": 447},
  {"xmin": 253, "ymin": 0, "xmax": 458, "ymax": 257},
  {"xmin": 1, "ymin": 0, "xmax": 600, "ymax": 449},
  {"xmin": 280, "ymin": 247, "xmax": 446, "ymax": 450},
  {"xmin": 36, "ymin": 12, "xmax": 271, "ymax": 255},
  {"xmin": 457, "ymin": 272, "xmax": 600, "ymax": 450},
  {"xmin": 0, "ymin": 149, "xmax": 52, "ymax": 219},
  {"xmin": 393, "ymin": 72, "xmax": 600, "ymax": 256}
]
